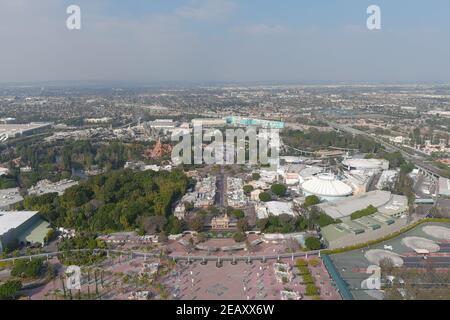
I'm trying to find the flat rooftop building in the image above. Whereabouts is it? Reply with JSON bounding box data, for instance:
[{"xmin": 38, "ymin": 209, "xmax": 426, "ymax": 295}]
[
  {"xmin": 27, "ymin": 179, "xmax": 78, "ymax": 196},
  {"xmin": 0, "ymin": 188, "xmax": 24, "ymax": 210},
  {"xmin": 320, "ymin": 191, "xmax": 409, "ymax": 249},
  {"xmin": 0, "ymin": 211, "xmax": 48, "ymax": 252},
  {"xmin": 256, "ymin": 201, "xmax": 294, "ymax": 219},
  {"xmin": 317, "ymin": 190, "xmax": 407, "ymax": 220},
  {"xmin": 342, "ymin": 158, "xmax": 389, "ymax": 171},
  {"xmin": 0, "ymin": 122, "xmax": 52, "ymax": 140}
]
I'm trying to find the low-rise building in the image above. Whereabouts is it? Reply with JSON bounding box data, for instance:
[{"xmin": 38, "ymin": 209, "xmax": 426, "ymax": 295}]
[
  {"xmin": 317, "ymin": 190, "xmax": 407, "ymax": 220},
  {"xmin": 0, "ymin": 211, "xmax": 48, "ymax": 252},
  {"xmin": 0, "ymin": 188, "xmax": 23, "ymax": 210},
  {"xmin": 27, "ymin": 179, "xmax": 78, "ymax": 196},
  {"xmin": 342, "ymin": 158, "xmax": 389, "ymax": 171},
  {"xmin": 376, "ymin": 170, "xmax": 399, "ymax": 190},
  {"xmin": 211, "ymin": 214, "xmax": 231, "ymax": 230},
  {"xmin": 256, "ymin": 201, "xmax": 295, "ymax": 219},
  {"xmin": 227, "ymin": 177, "xmax": 247, "ymax": 207}
]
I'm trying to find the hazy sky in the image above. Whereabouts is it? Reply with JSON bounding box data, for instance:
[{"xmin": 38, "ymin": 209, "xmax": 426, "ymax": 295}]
[{"xmin": 1, "ymin": 0, "xmax": 450, "ymax": 84}]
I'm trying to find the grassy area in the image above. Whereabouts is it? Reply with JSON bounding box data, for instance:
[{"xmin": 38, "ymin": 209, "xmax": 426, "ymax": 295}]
[{"xmin": 434, "ymin": 161, "xmax": 450, "ymax": 179}]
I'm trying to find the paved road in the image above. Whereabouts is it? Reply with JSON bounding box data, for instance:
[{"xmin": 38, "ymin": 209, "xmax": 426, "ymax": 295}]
[
  {"xmin": 214, "ymin": 171, "xmax": 226, "ymax": 209},
  {"xmin": 403, "ymin": 256, "xmax": 450, "ymax": 268}
]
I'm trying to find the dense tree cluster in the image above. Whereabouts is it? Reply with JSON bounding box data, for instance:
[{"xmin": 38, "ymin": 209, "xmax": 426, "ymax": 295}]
[
  {"xmin": 304, "ymin": 237, "xmax": 322, "ymax": 250},
  {"xmin": 0, "ymin": 280, "xmax": 22, "ymax": 300},
  {"xmin": 0, "ymin": 140, "xmax": 149, "ymax": 189},
  {"xmin": 282, "ymin": 129, "xmax": 382, "ymax": 153},
  {"xmin": 10, "ymin": 259, "xmax": 44, "ymax": 279},
  {"xmin": 271, "ymin": 184, "xmax": 287, "ymax": 197},
  {"xmin": 259, "ymin": 192, "xmax": 272, "ymax": 202},
  {"xmin": 303, "ymin": 195, "xmax": 320, "ymax": 208},
  {"xmin": 20, "ymin": 169, "xmax": 191, "ymax": 234},
  {"xmin": 256, "ymin": 207, "xmax": 340, "ymax": 234}
]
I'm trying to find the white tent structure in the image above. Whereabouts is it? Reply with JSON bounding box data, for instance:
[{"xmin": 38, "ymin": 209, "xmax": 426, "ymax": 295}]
[{"xmin": 301, "ymin": 173, "xmax": 353, "ymax": 201}]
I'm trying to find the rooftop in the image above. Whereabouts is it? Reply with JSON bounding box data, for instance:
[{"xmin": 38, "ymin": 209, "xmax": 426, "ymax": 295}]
[
  {"xmin": 0, "ymin": 188, "xmax": 23, "ymax": 208},
  {"xmin": 0, "ymin": 211, "xmax": 39, "ymax": 236},
  {"xmin": 266, "ymin": 201, "xmax": 294, "ymax": 216},
  {"xmin": 317, "ymin": 190, "xmax": 406, "ymax": 219},
  {"xmin": 342, "ymin": 158, "xmax": 389, "ymax": 169},
  {"xmin": 301, "ymin": 173, "xmax": 353, "ymax": 198}
]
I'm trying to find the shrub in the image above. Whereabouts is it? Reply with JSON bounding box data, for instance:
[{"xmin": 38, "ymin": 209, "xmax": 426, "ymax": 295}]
[
  {"xmin": 271, "ymin": 184, "xmax": 287, "ymax": 197},
  {"xmin": 232, "ymin": 209, "xmax": 245, "ymax": 219},
  {"xmin": 236, "ymin": 218, "xmax": 249, "ymax": 232},
  {"xmin": 350, "ymin": 205, "xmax": 378, "ymax": 220},
  {"xmin": 318, "ymin": 213, "xmax": 340, "ymax": 227},
  {"xmin": 0, "ymin": 280, "xmax": 22, "ymax": 300},
  {"xmin": 302, "ymin": 274, "xmax": 314, "ymax": 284},
  {"xmin": 259, "ymin": 192, "xmax": 272, "ymax": 202},
  {"xmin": 304, "ymin": 195, "xmax": 320, "ymax": 207},
  {"xmin": 297, "ymin": 266, "xmax": 310, "ymax": 275},
  {"xmin": 305, "ymin": 237, "xmax": 321, "ymax": 251},
  {"xmin": 252, "ymin": 173, "xmax": 261, "ymax": 180},
  {"xmin": 296, "ymin": 258, "xmax": 307, "ymax": 267},
  {"xmin": 11, "ymin": 259, "xmax": 43, "ymax": 279},
  {"xmin": 308, "ymin": 258, "xmax": 321, "ymax": 268},
  {"xmin": 243, "ymin": 185, "xmax": 254, "ymax": 195},
  {"xmin": 305, "ymin": 284, "xmax": 319, "ymax": 296},
  {"xmin": 233, "ymin": 232, "xmax": 247, "ymax": 243}
]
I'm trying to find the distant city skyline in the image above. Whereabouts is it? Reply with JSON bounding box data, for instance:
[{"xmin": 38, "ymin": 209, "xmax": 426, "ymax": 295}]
[{"xmin": 1, "ymin": 0, "xmax": 450, "ymax": 84}]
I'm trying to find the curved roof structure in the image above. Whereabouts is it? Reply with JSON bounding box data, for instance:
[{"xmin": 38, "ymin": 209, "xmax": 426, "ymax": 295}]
[{"xmin": 301, "ymin": 174, "xmax": 353, "ymax": 198}]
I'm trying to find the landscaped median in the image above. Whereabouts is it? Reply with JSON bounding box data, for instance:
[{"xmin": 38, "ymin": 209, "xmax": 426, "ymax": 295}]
[{"xmin": 321, "ymin": 218, "xmax": 450, "ymax": 255}]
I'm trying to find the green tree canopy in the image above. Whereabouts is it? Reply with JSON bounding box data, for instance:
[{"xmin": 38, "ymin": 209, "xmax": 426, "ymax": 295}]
[
  {"xmin": 305, "ymin": 237, "xmax": 321, "ymax": 250},
  {"xmin": 271, "ymin": 184, "xmax": 287, "ymax": 197},
  {"xmin": 259, "ymin": 192, "xmax": 272, "ymax": 202},
  {"xmin": 304, "ymin": 195, "xmax": 320, "ymax": 207}
]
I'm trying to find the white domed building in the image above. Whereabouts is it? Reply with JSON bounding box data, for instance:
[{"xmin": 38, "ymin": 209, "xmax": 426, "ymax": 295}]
[{"xmin": 300, "ymin": 173, "xmax": 353, "ymax": 202}]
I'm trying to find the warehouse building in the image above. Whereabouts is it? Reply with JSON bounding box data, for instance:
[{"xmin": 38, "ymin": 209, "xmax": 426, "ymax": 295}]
[
  {"xmin": 342, "ymin": 158, "xmax": 389, "ymax": 171},
  {"xmin": 0, "ymin": 122, "xmax": 52, "ymax": 140},
  {"xmin": 319, "ymin": 191, "xmax": 409, "ymax": 249},
  {"xmin": 0, "ymin": 211, "xmax": 50, "ymax": 252},
  {"xmin": 317, "ymin": 190, "xmax": 407, "ymax": 220}
]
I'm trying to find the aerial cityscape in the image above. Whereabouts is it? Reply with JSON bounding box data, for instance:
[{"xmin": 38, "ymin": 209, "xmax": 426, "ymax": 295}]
[{"xmin": 1, "ymin": 0, "xmax": 450, "ymax": 307}]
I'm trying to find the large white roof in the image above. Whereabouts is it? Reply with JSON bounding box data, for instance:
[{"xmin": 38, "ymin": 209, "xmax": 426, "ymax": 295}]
[
  {"xmin": 0, "ymin": 211, "xmax": 39, "ymax": 236},
  {"xmin": 342, "ymin": 158, "xmax": 388, "ymax": 169},
  {"xmin": 301, "ymin": 174, "xmax": 353, "ymax": 197},
  {"xmin": 317, "ymin": 190, "xmax": 400, "ymax": 219}
]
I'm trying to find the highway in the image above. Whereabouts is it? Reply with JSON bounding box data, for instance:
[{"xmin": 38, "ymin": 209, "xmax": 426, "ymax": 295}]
[{"xmin": 323, "ymin": 118, "xmax": 443, "ymax": 179}]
